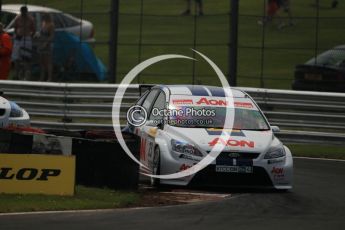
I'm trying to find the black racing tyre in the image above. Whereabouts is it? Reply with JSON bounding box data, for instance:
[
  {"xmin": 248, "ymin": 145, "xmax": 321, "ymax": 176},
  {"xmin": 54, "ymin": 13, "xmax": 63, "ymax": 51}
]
[{"xmin": 150, "ymin": 146, "xmax": 161, "ymax": 187}]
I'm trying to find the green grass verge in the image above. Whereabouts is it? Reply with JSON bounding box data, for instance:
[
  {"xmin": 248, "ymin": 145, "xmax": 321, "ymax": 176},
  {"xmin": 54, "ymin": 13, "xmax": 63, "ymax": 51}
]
[
  {"xmin": 287, "ymin": 144, "xmax": 345, "ymax": 160},
  {"xmin": 0, "ymin": 185, "xmax": 139, "ymax": 213}
]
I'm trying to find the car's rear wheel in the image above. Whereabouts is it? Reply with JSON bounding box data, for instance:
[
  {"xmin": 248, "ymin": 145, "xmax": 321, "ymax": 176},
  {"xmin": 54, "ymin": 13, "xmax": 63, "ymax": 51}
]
[{"xmin": 150, "ymin": 146, "xmax": 160, "ymax": 187}]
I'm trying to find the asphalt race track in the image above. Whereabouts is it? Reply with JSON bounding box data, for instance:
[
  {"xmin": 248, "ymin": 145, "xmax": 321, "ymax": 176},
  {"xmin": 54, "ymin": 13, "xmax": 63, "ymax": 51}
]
[{"xmin": 1, "ymin": 158, "xmax": 344, "ymax": 230}]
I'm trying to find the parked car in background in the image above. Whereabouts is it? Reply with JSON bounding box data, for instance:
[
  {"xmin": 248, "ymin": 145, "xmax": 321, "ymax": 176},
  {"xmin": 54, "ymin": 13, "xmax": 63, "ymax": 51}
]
[
  {"xmin": 0, "ymin": 4, "xmax": 95, "ymax": 42},
  {"xmin": 292, "ymin": 45, "xmax": 345, "ymax": 92}
]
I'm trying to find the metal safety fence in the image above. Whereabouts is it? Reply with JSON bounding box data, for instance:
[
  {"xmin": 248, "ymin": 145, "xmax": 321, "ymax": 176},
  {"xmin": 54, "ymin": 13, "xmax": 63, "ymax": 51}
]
[{"xmin": 1, "ymin": 80, "xmax": 344, "ymax": 145}]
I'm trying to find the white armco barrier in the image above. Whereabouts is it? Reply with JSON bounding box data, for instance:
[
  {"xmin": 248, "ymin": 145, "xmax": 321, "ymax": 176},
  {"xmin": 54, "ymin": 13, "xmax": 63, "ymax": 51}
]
[{"xmin": 1, "ymin": 80, "xmax": 344, "ymax": 144}]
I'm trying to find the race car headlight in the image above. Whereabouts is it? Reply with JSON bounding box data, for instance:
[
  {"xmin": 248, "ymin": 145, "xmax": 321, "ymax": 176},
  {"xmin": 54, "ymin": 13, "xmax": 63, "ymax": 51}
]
[
  {"xmin": 264, "ymin": 146, "xmax": 286, "ymax": 159},
  {"xmin": 9, "ymin": 102, "xmax": 23, "ymax": 118},
  {"xmin": 171, "ymin": 139, "xmax": 203, "ymax": 157}
]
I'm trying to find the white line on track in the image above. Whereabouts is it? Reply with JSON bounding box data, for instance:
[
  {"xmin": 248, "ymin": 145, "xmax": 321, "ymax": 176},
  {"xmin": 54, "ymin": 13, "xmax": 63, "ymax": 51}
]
[
  {"xmin": 0, "ymin": 209, "xmax": 114, "ymax": 216},
  {"xmin": 159, "ymin": 191, "xmax": 230, "ymax": 198}
]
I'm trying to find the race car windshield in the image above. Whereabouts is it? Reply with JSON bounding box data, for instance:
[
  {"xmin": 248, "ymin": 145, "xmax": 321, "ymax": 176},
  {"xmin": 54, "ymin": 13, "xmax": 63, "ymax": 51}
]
[{"xmin": 168, "ymin": 106, "xmax": 269, "ymax": 130}]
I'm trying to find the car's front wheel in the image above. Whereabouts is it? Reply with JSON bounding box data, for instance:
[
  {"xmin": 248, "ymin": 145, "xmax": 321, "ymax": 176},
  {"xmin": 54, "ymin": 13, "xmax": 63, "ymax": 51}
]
[{"xmin": 150, "ymin": 146, "xmax": 160, "ymax": 187}]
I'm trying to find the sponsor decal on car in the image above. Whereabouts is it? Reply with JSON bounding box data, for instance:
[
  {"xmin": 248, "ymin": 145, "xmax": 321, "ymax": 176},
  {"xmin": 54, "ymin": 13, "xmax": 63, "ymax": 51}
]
[
  {"xmin": 208, "ymin": 137, "xmax": 254, "ymax": 148},
  {"xmin": 148, "ymin": 127, "xmax": 158, "ymax": 137},
  {"xmin": 179, "ymin": 163, "xmax": 194, "ymax": 172},
  {"xmin": 179, "ymin": 154, "xmax": 201, "ymax": 161},
  {"xmin": 206, "ymin": 128, "xmax": 245, "ymax": 137},
  {"xmin": 267, "ymin": 158, "xmax": 285, "ymax": 164},
  {"xmin": 140, "ymin": 137, "xmax": 147, "ymax": 161},
  {"xmin": 195, "ymin": 97, "xmax": 254, "ymax": 109},
  {"xmin": 271, "ymin": 167, "xmax": 285, "ymax": 180},
  {"xmin": 196, "ymin": 97, "xmax": 228, "ymax": 106},
  {"xmin": 135, "ymin": 128, "xmax": 140, "ymax": 135},
  {"xmin": 172, "ymin": 99, "xmax": 193, "ymax": 105},
  {"xmin": 271, "ymin": 167, "xmax": 284, "ymax": 174},
  {"xmin": 234, "ymin": 102, "xmax": 253, "ymax": 108}
]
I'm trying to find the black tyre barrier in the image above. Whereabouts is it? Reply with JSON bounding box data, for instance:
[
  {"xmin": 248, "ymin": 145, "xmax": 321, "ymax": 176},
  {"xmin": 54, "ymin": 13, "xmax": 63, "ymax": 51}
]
[
  {"xmin": 72, "ymin": 132, "xmax": 140, "ymax": 190},
  {"xmin": 0, "ymin": 129, "xmax": 140, "ymax": 190},
  {"xmin": 0, "ymin": 130, "xmax": 33, "ymax": 154}
]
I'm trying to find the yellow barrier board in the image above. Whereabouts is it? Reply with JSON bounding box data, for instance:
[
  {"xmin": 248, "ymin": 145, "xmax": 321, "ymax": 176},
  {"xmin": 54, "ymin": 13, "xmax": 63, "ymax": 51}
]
[{"xmin": 0, "ymin": 154, "xmax": 75, "ymax": 196}]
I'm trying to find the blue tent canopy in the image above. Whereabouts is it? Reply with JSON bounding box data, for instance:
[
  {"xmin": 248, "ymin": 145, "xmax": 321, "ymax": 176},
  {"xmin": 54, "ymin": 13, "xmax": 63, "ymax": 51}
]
[{"xmin": 53, "ymin": 31, "xmax": 107, "ymax": 81}]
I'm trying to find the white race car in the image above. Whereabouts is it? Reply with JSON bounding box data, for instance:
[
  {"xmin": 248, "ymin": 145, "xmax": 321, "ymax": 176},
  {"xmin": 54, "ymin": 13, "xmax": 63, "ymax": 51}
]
[
  {"xmin": 0, "ymin": 96, "xmax": 30, "ymax": 128},
  {"xmin": 125, "ymin": 85, "xmax": 293, "ymax": 190}
]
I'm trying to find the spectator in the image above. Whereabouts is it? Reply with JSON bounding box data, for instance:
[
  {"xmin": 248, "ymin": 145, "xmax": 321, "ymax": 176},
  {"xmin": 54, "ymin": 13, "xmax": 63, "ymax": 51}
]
[
  {"xmin": 258, "ymin": 0, "xmax": 294, "ymax": 29},
  {"xmin": 37, "ymin": 13, "xmax": 55, "ymax": 82},
  {"xmin": 257, "ymin": 0, "xmax": 279, "ymax": 26},
  {"xmin": 181, "ymin": 0, "xmax": 204, "ymax": 16},
  {"xmin": 11, "ymin": 5, "xmax": 35, "ymax": 80},
  {"xmin": 331, "ymin": 0, "xmax": 338, "ymax": 8},
  {"xmin": 277, "ymin": 0, "xmax": 294, "ymax": 29},
  {"xmin": 0, "ymin": 23, "xmax": 13, "ymax": 80}
]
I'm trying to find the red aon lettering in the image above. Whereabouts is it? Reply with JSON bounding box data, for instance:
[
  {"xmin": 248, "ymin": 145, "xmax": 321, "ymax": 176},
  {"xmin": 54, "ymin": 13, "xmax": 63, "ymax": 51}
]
[
  {"xmin": 196, "ymin": 98, "xmax": 228, "ymax": 106},
  {"xmin": 208, "ymin": 138, "xmax": 254, "ymax": 148}
]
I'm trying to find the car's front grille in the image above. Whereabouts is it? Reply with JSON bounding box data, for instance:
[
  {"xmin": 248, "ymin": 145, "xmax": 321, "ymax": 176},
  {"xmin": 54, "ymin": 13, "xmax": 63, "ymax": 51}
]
[
  {"xmin": 218, "ymin": 152, "xmax": 260, "ymax": 159},
  {"xmin": 208, "ymin": 151, "xmax": 260, "ymax": 160},
  {"xmin": 215, "ymin": 152, "xmax": 260, "ymax": 166}
]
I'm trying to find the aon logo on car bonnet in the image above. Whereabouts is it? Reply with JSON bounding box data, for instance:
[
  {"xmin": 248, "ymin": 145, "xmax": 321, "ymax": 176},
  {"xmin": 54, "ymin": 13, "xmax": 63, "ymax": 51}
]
[{"xmin": 208, "ymin": 137, "xmax": 254, "ymax": 148}]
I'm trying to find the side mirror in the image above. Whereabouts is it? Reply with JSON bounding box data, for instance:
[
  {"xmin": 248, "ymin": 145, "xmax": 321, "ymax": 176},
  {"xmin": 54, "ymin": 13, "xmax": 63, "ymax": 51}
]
[
  {"xmin": 271, "ymin": 126, "xmax": 280, "ymax": 133},
  {"xmin": 145, "ymin": 120, "xmax": 156, "ymax": 127},
  {"xmin": 145, "ymin": 120, "xmax": 164, "ymax": 129}
]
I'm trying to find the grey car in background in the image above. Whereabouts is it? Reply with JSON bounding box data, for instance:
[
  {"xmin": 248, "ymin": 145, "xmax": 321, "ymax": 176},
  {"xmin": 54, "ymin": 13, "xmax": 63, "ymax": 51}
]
[
  {"xmin": 292, "ymin": 45, "xmax": 345, "ymax": 92},
  {"xmin": 0, "ymin": 4, "xmax": 95, "ymax": 42}
]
